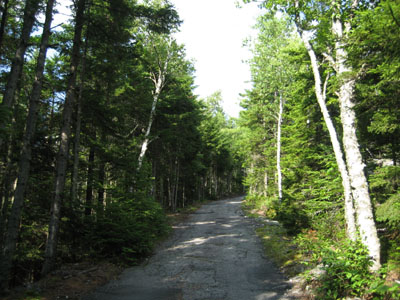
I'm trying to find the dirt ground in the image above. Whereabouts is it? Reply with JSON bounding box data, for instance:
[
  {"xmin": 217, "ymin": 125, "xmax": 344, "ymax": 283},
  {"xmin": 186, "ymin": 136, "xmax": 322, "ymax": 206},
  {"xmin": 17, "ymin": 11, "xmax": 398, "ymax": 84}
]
[
  {"xmin": 1, "ymin": 205, "xmax": 199, "ymax": 300},
  {"xmin": 2, "ymin": 261, "xmax": 123, "ymax": 300}
]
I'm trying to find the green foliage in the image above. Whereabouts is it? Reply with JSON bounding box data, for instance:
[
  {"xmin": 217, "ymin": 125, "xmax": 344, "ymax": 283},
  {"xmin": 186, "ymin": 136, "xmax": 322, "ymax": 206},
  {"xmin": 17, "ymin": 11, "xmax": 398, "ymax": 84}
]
[
  {"xmin": 87, "ymin": 196, "xmax": 169, "ymax": 264},
  {"xmin": 304, "ymin": 239, "xmax": 400, "ymax": 300},
  {"xmin": 243, "ymin": 194, "xmax": 277, "ymax": 219},
  {"xmin": 315, "ymin": 240, "xmax": 373, "ymax": 299},
  {"xmin": 376, "ymin": 192, "xmax": 400, "ymax": 229},
  {"xmin": 0, "ymin": 0, "xmax": 245, "ymax": 289},
  {"xmin": 274, "ymin": 194, "xmax": 309, "ymax": 235},
  {"xmin": 368, "ymin": 267, "xmax": 400, "ymax": 300}
]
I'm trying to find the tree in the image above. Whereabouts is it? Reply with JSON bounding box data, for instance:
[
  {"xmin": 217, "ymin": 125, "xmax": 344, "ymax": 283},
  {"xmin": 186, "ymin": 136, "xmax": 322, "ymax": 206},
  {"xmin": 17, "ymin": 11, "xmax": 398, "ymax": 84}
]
[
  {"xmin": 246, "ymin": 0, "xmax": 381, "ymax": 270},
  {"xmin": 0, "ymin": 0, "xmax": 41, "ymax": 147},
  {"xmin": 136, "ymin": 34, "xmax": 179, "ymax": 173},
  {"xmin": 41, "ymin": 0, "xmax": 87, "ymax": 276},
  {"xmin": 247, "ymin": 15, "xmax": 296, "ymax": 203},
  {"xmin": 0, "ymin": 0, "xmax": 55, "ymax": 291}
]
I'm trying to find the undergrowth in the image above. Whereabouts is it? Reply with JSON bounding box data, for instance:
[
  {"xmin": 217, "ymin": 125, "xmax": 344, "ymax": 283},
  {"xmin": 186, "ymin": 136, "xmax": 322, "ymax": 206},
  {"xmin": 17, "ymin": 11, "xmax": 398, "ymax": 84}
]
[{"xmin": 242, "ymin": 195, "xmax": 400, "ymax": 300}]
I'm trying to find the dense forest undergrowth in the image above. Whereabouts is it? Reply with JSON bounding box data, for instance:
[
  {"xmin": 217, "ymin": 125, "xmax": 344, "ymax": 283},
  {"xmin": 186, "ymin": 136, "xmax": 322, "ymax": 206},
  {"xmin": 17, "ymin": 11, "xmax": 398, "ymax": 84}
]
[
  {"xmin": 1, "ymin": 201, "xmax": 212, "ymax": 300},
  {"xmin": 1, "ymin": 0, "xmax": 400, "ymax": 299}
]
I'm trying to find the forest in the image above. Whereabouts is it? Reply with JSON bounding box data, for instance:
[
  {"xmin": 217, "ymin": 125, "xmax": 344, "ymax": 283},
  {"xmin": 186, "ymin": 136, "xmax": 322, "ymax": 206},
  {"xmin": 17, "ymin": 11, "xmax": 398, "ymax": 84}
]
[
  {"xmin": 0, "ymin": 0, "xmax": 244, "ymax": 293},
  {"xmin": 0, "ymin": 0, "xmax": 399, "ymax": 299},
  {"xmin": 240, "ymin": 0, "xmax": 400, "ymax": 299}
]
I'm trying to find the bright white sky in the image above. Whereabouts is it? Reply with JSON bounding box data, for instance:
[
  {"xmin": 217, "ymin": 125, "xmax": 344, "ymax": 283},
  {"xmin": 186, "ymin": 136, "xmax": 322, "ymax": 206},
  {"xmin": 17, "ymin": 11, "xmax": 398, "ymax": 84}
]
[
  {"xmin": 53, "ymin": 0, "xmax": 263, "ymax": 118},
  {"xmin": 171, "ymin": 0, "xmax": 263, "ymax": 117}
]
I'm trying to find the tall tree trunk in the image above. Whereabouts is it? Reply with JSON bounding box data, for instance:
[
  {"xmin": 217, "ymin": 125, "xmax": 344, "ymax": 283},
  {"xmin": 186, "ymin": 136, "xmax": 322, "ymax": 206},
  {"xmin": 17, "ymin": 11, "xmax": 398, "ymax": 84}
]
[
  {"xmin": 85, "ymin": 147, "xmax": 95, "ymax": 216},
  {"xmin": 263, "ymin": 167, "xmax": 268, "ymax": 198},
  {"xmin": 97, "ymin": 160, "xmax": 105, "ymax": 215},
  {"xmin": 0, "ymin": 169, "xmax": 16, "ymax": 247},
  {"xmin": 137, "ymin": 73, "xmax": 165, "ymax": 173},
  {"xmin": 0, "ymin": 137, "xmax": 18, "ymax": 248},
  {"xmin": 174, "ymin": 159, "xmax": 179, "ymax": 211},
  {"xmin": 392, "ymin": 138, "xmax": 397, "ymax": 166},
  {"xmin": 249, "ymin": 161, "xmax": 255, "ymax": 195},
  {"xmin": 0, "ymin": 0, "xmax": 55, "ymax": 290},
  {"xmin": 298, "ymin": 28, "xmax": 357, "ymax": 241},
  {"xmin": 0, "ymin": 0, "xmax": 9, "ymax": 51},
  {"xmin": 71, "ymin": 98, "xmax": 82, "ymax": 205},
  {"xmin": 0, "ymin": 0, "xmax": 40, "ymax": 148},
  {"xmin": 332, "ymin": 13, "xmax": 381, "ymax": 270},
  {"xmin": 42, "ymin": 0, "xmax": 86, "ymax": 276},
  {"xmin": 276, "ymin": 92, "xmax": 284, "ymax": 203}
]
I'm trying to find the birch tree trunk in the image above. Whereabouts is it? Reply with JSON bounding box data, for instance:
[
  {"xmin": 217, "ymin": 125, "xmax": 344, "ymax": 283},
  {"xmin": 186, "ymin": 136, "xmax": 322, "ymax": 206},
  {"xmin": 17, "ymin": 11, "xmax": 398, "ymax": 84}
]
[
  {"xmin": 298, "ymin": 29, "xmax": 357, "ymax": 241},
  {"xmin": 276, "ymin": 92, "xmax": 285, "ymax": 203},
  {"xmin": 0, "ymin": 0, "xmax": 55, "ymax": 290},
  {"xmin": 137, "ymin": 77, "xmax": 164, "ymax": 172},
  {"xmin": 332, "ymin": 12, "xmax": 381, "ymax": 270},
  {"xmin": 0, "ymin": 0, "xmax": 40, "ymax": 148},
  {"xmin": 137, "ymin": 37, "xmax": 173, "ymax": 173},
  {"xmin": 263, "ymin": 171, "xmax": 268, "ymax": 198},
  {"xmin": 42, "ymin": 0, "xmax": 86, "ymax": 276}
]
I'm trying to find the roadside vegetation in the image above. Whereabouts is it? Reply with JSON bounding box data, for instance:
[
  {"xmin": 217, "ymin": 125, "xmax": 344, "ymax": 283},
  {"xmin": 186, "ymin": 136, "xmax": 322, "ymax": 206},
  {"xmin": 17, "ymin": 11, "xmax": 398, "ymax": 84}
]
[
  {"xmin": 2, "ymin": 199, "xmax": 213, "ymax": 300},
  {"xmin": 243, "ymin": 197, "xmax": 400, "ymax": 300},
  {"xmin": 239, "ymin": 1, "xmax": 400, "ymax": 298}
]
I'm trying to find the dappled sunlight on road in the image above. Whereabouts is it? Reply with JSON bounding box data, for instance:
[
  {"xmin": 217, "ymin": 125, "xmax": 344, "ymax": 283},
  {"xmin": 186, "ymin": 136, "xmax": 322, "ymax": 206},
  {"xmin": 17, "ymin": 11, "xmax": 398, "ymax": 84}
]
[{"xmin": 86, "ymin": 197, "xmax": 293, "ymax": 300}]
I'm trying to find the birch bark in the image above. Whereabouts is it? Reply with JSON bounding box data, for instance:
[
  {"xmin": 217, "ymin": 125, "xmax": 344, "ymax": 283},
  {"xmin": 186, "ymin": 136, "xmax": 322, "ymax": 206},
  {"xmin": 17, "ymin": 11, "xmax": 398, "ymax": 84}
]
[
  {"xmin": 276, "ymin": 92, "xmax": 285, "ymax": 203},
  {"xmin": 332, "ymin": 10, "xmax": 381, "ymax": 270},
  {"xmin": 137, "ymin": 74, "xmax": 165, "ymax": 172},
  {"xmin": 299, "ymin": 29, "xmax": 357, "ymax": 241},
  {"xmin": 137, "ymin": 45, "xmax": 170, "ymax": 172}
]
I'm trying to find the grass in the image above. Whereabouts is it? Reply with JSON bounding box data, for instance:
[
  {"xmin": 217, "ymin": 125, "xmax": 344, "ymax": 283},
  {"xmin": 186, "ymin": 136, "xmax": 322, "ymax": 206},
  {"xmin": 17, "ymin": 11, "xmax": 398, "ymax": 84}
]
[
  {"xmin": 256, "ymin": 225, "xmax": 307, "ymax": 277},
  {"xmin": 241, "ymin": 196, "xmax": 308, "ymax": 278}
]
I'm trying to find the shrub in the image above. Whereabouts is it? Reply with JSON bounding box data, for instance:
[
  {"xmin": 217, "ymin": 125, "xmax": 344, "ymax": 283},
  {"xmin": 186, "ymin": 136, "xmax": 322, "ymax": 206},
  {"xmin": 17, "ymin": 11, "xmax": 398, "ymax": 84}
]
[
  {"xmin": 368, "ymin": 267, "xmax": 400, "ymax": 300},
  {"xmin": 315, "ymin": 240, "xmax": 373, "ymax": 299},
  {"xmin": 87, "ymin": 196, "xmax": 169, "ymax": 264},
  {"xmin": 274, "ymin": 194, "xmax": 309, "ymax": 235}
]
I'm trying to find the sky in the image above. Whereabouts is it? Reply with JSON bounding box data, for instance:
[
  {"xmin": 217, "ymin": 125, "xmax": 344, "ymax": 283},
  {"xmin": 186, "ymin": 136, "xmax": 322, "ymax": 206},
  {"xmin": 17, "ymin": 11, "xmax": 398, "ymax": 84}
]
[
  {"xmin": 170, "ymin": 0, "xmax": 263, "ymax": 117},
  {"xmin": 53, "ymin": 0, "xmax": 263, "ymax": 118}
]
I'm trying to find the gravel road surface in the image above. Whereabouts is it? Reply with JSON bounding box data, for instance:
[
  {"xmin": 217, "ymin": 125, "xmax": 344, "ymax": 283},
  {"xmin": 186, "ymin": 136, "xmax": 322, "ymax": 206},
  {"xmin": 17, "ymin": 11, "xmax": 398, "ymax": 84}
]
[{"xmin": 85, "ymin": 196, "xmax": 295, "ymax": 300}]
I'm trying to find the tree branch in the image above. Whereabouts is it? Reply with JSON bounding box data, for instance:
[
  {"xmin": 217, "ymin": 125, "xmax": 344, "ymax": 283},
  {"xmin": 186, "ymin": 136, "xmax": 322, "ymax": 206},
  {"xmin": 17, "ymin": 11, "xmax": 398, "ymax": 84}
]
[
  {"xmin": 388, "ymin": 4, "xmax": 400, "ymax": 29},
  {"xmin": 322, "ymin": 72, "xmax": 330, "ymax": 100},
  {"xmin": 322, "ymin": 52, "xmax": 337, "ymax": 72}
]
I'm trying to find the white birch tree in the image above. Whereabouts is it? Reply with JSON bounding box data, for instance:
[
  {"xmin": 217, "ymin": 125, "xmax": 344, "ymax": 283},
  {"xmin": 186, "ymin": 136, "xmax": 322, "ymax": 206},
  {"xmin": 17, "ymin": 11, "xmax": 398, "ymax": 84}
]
[
  {"xmin": 250, "ymin": 0, "xmax": 380, "ymax": 270},
  {"xmin": 330, "ymin": 0, "xmax": 380, "ymax": 270},
  {"xmin": 136, "ymin": 33, "xmax": 183, "ymax": 173},
  {"xmin": 248, "ymin": 16, "xmax": 296, "ymax": 202}
]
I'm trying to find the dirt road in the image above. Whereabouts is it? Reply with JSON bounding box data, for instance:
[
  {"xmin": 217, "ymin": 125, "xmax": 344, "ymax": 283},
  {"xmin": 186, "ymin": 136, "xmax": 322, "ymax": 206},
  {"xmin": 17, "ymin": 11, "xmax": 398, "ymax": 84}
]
[{"xmin": 85, "ymin": 197, "xmax": 295, "ymax": 300}]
